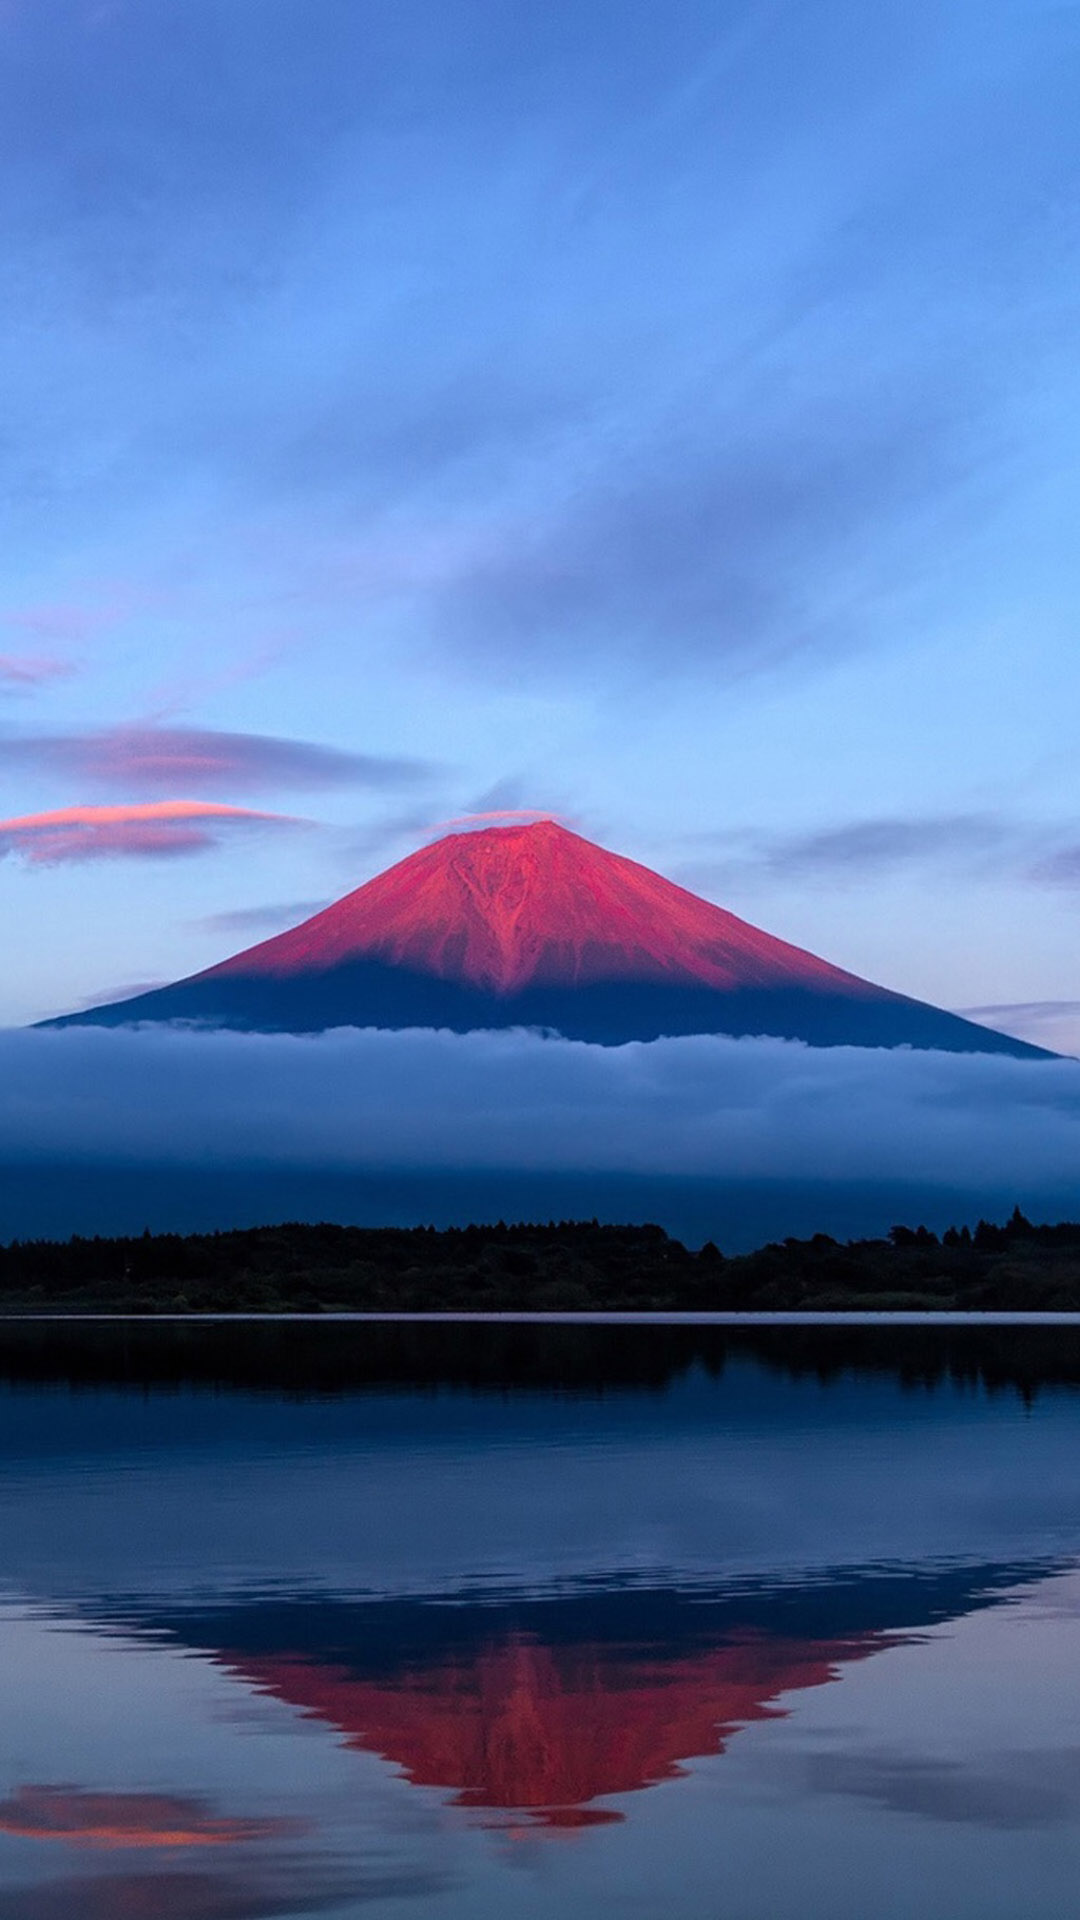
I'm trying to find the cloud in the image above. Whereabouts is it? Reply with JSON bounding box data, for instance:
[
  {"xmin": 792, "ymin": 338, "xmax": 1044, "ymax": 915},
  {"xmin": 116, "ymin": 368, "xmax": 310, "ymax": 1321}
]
[
  {"xmin": 0, "ymin": 654, "xmax": 74, "ymax": 690},
  {"xmin": 2, "ymin": 596, "xmax": 129, "ymax": 644},
  {"xmin": 675, "ymin": 813, "xmax": 1080, "ymax": 895},
  {"xmin": 332, "ymin": 790, "xmax": 578, "ymax": 871},
  {"xmin": 0, "ymin": 801, "xmax": 302, "ymax": 865},
  {"xmin": 1030, "ymin": 847, "xmax": 1080, "ymax": 888},
  {"xmin": 337, "ymin": 806, "xmax": 457, "ymax": 864},
  {"xmin": 466, "ymin": 776, "xmax": 534, "ymax": 815},
  {"xmin": 279, "ymin": 395, "xmax": 951, "ymax": 687},
  {"xmin": 0, "ymin": 1861, "xmax": 442, "ymax": 1920},
  {"xmin": 2, "ymin": 1028, "xmax": 1080, "ymax": 1208},
  {"xmin": 76, "ymin": 978, "xmax": 169, "ymax": 1008},
  {"xmin": 0, "ymin": 1785, "xmax": 297, "ymax": 1851},
  {"xmin": 423, "ymin": 396, "xmax": 961, "ymax": 680},
  {"xmin": 803, "ymin": 1747, "xmax": 1080, "ymax": 1831},
  {"xmin": 748, "ymin": 816, "xmax": 1008, "ymax": 879},
  {"xmin": 961, "ymin": 1002, "xmax": 1080, "ymax": 1060},
  {"xmin": 0, "ymin": 726, "xmax": 432, "ymax": 796},
  {"xmin": 433, "ymin": 809, "xmax": 561, "ymax": 833},
  {"xmin": 0, "ymin": 0, "xmax": 1075, "ymax": 708},
  {"xmin": 194, "ymin": 901, "xmax": 331, "ymax": 937}
]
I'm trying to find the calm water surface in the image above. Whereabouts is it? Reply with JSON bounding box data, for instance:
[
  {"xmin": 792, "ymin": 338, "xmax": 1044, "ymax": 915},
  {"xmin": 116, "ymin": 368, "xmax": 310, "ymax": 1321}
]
[{"xmin": 0, "ymin": 1321, "xmax": 1078, "ymax": 1919}]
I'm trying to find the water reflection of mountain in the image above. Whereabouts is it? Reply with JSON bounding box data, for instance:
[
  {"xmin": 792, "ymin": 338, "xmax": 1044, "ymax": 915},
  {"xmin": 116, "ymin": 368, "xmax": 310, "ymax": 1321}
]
[
  {"xmin": 4, "ymin": 1319, "xmax": 1080, "ymax": 1399},
  {"xmin": 233, "ymin": 1637, "xmax": 867, "ymax": 1826},
  {"xmin": 129, "ymin": 1567, "xmax": 1041, "ymax": 1830}
]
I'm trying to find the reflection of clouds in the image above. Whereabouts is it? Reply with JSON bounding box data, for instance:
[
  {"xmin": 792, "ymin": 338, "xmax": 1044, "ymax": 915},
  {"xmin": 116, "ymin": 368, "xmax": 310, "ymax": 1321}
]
[
  {"xmin": 0, "ymin": 1608, "xmax": 453, "ymax": 1920},
  {"xmin": 0, "ymin": 1857, "xmax": 445, "ymax": 1920},
  {"xmin": 0, "ymin": 1784, "xmax": 298, "ymax": 1850},
  {"xmin": 803, "ymin": 1747, "xmax": 1080, "ymax": 1832}
]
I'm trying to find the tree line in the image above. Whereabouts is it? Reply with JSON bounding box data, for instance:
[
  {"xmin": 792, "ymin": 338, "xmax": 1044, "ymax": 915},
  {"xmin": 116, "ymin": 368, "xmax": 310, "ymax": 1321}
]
[{"xmin": 1, "ymin": 1205, "xmax": 1079, "ymax": 1313}]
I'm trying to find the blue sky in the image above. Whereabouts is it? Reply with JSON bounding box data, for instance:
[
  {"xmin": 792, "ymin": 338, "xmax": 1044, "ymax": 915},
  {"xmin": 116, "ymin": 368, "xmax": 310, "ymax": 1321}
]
[{"xmin": 1, "ymin": 0, "xmax": 1078, "ymax": 1033}]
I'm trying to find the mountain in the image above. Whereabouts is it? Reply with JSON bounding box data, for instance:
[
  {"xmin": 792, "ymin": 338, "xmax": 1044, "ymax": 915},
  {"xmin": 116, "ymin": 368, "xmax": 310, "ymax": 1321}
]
[{"xmin": 45, "ymin": 818, "xmax": 1047, "ymax": 1054}]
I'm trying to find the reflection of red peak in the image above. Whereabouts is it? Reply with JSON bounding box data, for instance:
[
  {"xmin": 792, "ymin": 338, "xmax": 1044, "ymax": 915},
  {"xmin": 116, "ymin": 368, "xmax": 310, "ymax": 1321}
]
[
  {"xmin": 205, "ymin": 820, "xmax": 871, "ymax": 998},
  {"xmin": 233, "ymin": 1630, "xmax": 884, "ymax": 1827}
]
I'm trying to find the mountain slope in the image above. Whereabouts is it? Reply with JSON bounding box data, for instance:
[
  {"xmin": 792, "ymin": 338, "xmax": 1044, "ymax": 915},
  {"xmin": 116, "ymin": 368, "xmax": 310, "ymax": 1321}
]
[{"xmin": 44, "ymin": 819, "xmax": 1049, "ymax": 1055}]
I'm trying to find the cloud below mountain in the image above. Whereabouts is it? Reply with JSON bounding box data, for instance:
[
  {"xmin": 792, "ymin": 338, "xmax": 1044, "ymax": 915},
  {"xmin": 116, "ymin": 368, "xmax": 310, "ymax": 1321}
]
[{"xmin": 2, "ymin": 1027, "xmax": 1079, "ymax": 1209}]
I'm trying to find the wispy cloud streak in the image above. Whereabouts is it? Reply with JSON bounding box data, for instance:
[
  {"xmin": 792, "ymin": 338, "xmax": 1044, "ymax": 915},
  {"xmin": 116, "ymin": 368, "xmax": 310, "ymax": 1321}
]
[
  {"xmin": 0, "ymin": 654, "xmax": 74, "ymax": 689},
  {"xmin": 961, "ymin": 1002, "xmax": 1080, "ymax": 1060},
  {"xmin": 0, "ymin": 727, "xmax": 432, "ymax": 796},
  {"xmin": 677, "ymin": 814, "xmax": 1080, "ymax": 893},
  {"xmin": 194, "ymin": 900, "xmax": 330, "ymax": 936}
]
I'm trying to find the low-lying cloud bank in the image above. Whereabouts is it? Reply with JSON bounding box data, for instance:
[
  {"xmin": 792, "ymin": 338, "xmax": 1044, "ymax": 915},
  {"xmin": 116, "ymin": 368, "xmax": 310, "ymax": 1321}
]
[{"xmin": 3, "ymin": 1025, "xmax": 1080, "ymax": 1206}]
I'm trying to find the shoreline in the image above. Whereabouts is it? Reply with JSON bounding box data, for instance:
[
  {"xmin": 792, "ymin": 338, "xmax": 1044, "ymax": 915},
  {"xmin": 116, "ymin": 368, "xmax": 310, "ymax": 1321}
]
[{"xmin": 5, "ymin": 1308, "xmax": 1080, "ymax": 1325}]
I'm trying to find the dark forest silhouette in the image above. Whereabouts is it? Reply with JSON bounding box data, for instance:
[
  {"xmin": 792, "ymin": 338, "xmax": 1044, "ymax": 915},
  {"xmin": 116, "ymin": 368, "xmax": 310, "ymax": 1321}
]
[{"xmin": 3, "ymin": 1205, "xmax": 1080, "ymax": 1316}]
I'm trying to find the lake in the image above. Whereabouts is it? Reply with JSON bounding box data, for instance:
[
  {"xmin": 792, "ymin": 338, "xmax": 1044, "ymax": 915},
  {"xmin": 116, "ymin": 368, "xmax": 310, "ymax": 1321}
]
[{"xmin": 0, "ymin": 1319, "xmax": 1078, "ymax": 1919}]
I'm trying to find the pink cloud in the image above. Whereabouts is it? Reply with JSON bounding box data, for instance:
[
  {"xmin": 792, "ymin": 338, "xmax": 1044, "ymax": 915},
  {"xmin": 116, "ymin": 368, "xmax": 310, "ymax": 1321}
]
[
  {"xmin": 0, "ymin": 654, "xmax": 75, "ymax": 689},
  {"xmin": 432, "ymin": 809, "xmax": 562, "ymax": 832},
  {"xmin": 0, "ymin": 801, "xmax": 302, "ymax": 866}
]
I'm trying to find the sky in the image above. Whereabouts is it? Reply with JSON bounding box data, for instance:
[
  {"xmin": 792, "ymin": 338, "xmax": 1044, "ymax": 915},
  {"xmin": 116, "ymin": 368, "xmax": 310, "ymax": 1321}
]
[{"xmin": 1, "ymin": 0, "xmax": 1079, "ymax": 1039}]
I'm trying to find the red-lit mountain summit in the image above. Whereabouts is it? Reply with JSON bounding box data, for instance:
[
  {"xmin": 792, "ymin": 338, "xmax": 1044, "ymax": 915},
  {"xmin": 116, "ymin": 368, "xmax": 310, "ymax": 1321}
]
[{"xmin": 48, "ymin": 819, "xmax": 1043, "ymax": 1054}]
